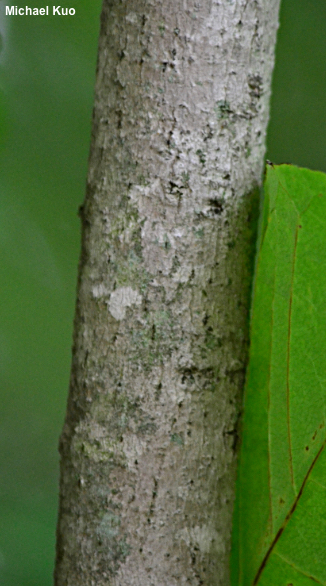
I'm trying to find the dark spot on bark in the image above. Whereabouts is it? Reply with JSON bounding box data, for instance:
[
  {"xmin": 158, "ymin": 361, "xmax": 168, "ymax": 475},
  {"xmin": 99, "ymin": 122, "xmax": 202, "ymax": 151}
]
[
  {"xmin": 223, "ymin": 428, "xmax": 239, "ymax": 451},
  {"xmin": 115, "ymin": 109, "xmax": 122, "ymax": 129},
  {"xmin": 148, "ymin": 478, "xmax": 158, "ymax": 518},
  {"xmin": 202, "ymin": 313, "xmax": 209, "ymax": 325},
  {"xmin": 143, "ymin": 297, "xmax": 150, "ymax": 314},
  {"xmin": 226, "ymin": 367, "xmax": 246, "ymax": 385},
  {"xmin": 196, "ymin": 149, "xmax": 206, "ymax": 165},
  {"xmin": 248, "ymin": 74, "xmax": 263, "ymax": 98},
  {"xmin": 204, "ymin": 125, "xmax": 214, "ymax": 141},
  {"xmin": 180, "ymin": 369, "xmax": 195, "ymax": 384},
  {"xmin": 137, "ymin": 416, "xmax": 157, "ymax": 435}
]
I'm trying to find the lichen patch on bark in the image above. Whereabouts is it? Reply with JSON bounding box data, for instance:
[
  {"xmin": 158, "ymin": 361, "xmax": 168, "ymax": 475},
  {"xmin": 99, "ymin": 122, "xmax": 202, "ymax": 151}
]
[{"xmin": 108, "ymin": 286, "xmax": 143, "ymax": 320}]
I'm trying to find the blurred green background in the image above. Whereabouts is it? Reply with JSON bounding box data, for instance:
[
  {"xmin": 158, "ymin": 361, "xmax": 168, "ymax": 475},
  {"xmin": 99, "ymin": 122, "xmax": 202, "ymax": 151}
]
[{"xmin": 0, "ymin": 0, "xmax": 325, "ymax": 584}]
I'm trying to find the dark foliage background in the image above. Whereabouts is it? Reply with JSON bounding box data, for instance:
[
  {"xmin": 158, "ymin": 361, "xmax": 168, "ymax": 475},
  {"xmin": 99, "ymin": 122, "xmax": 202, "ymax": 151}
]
[{"xmin": 0, "ymin": 0, "xmax": 325, "ymax": 583}]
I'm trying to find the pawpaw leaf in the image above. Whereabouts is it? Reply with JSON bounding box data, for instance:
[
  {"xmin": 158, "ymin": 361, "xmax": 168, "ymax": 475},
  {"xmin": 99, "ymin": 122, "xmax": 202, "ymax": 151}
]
[{"xmin": 231, "ymin": 164, "xmax": 326, "ymax": 586}]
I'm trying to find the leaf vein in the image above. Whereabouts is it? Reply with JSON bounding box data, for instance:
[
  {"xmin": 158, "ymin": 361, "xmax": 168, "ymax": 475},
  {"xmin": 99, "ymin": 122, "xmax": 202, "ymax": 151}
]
[
  {"xmin": 252, "ymin": 438, "xmax": 326, "ymax": 585},
  {"xmin": 275, "ymin": 552, "xmax": 326, "ymax": 585},
  {"xmin": 267, "ymin": 264, "xmax": 276, "ymax": 533},
  {"xmin": 286, "ymin": 224, "xmax": 299, "ymax": 491}
]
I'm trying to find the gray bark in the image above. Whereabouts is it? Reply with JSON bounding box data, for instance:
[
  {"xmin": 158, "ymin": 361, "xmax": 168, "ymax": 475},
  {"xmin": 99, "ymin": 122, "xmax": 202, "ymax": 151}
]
[{"xmin": 55, "ymin": 1, "xmax": 280, "ymax": 585}]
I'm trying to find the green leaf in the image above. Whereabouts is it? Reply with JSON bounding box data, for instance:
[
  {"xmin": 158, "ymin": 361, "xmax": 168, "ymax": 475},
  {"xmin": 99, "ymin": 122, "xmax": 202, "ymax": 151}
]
[{"xmin": 231, "ymin": 164, "xmax": 326, "ymax": 586}]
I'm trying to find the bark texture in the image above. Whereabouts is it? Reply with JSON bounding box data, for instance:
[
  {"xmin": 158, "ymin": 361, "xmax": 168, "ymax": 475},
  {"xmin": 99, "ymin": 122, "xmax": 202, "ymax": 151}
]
[{"xmin": 55, "ymin": 1, "xmax": 280, "ymax": 585}]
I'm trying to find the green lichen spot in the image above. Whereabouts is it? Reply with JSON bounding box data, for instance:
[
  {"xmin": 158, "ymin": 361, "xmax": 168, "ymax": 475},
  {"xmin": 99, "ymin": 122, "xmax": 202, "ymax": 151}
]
[
  {"xmin": 182, "ymin": 171, "xmax": 190, "ymax": 184},
  {"xmin": 97, "ymin": 512, "xmax": 121, "ymax": 540},
  {"xmin": 205, "ymin": 332, "xmax": 222, "ymax": 350},
  {"xmin": 163, "ymin": 233, "xmax": 171, "ymax": 249},
  {"xmin": 96, "ymin": 512, "xmax": 131, "ymax": 574},
  {"xmin": 215, "ymin": 100, "xmax": 231, "ymax": 119},
  {"xmin": 171, "ymin": 433, "xmax": 184, "ymax": 446},
  {"xmin": 193, "ymin": 227, "xmax": 204, "ymax": 238}
]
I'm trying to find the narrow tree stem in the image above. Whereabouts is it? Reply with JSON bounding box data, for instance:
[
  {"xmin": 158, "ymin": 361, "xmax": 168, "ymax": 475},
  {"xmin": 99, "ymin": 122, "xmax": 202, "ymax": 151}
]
[{"xmin": 55, "ymin": 1, "xmax": 281, "ymax": 584}]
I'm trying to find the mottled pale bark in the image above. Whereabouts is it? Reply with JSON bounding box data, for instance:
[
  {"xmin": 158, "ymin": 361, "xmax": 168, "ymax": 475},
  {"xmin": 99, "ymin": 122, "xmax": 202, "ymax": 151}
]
[{"xmin": 55, "ymin": 1, "xmax": 280, "ymax": 585}]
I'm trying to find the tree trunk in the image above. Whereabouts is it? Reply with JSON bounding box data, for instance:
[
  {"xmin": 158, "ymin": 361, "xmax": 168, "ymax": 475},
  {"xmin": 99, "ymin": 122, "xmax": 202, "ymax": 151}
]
[{"xmin": 54, "ymin": 1, "xmax": 280, "ymax": 585}]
